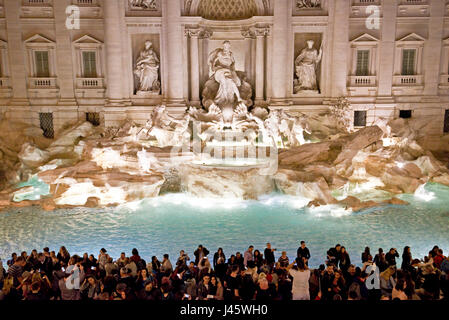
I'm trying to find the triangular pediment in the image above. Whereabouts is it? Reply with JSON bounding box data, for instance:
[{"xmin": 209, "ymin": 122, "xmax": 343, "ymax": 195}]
[
  {"xmin": 24, "ymin": 34, "xmax": 55, "ymax": 44},
  {"xmin": 397, "ymin": 33, "xmax": 426, "ymax": 42},
  {"xmin": 73, "ymin": 35, "xmax": 103, "ymax": 44},
  {"xmin": 351, "ymin": 33, "xmax": 379, "ymax": 43}
]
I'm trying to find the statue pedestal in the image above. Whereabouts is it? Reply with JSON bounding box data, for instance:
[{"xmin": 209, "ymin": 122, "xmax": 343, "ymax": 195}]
[{"xmin": 135, "ymin": 90, "xmax": 160, "ymax": 97}]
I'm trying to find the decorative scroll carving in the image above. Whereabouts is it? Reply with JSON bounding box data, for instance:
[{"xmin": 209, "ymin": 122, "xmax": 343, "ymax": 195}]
[{"xmin": 129, "ymin": 0, "xmax": 157, "ymax": 10}]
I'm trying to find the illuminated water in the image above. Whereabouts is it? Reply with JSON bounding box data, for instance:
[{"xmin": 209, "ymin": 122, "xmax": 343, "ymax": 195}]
[{"xmin": 1, "ymin": 183, "xmax": 448, "ymax": 268}]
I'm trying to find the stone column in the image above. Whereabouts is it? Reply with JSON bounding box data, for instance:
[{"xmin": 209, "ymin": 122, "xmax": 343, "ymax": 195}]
[
  {"xmin": 185, "ymin": 28, "xmax": 201, "ymax": 106},
  {"xmin": 162, "ymin": 0, "xmax": 184, "ymax": 105},
  {"xmin": 4, "ymin": 0, "xmax": 29, "ymax": 108},
  {"xmin": 104, "ymin": 0, "xmax": 124, "ymax": 105},
  {"xmin": 377, "ymin": 0, "xmax": 398, "ymax": 100},
  {"xmin": 330, "ymin": 0, "xmax": 349, "ymax": 98},
  {"xmin": 271, "ymin": 0, "xmax": 290, "ymax": 104},
  {"xmin": 423, "ymin": 0, "xmax": 445, "ymax": 96},
  {"xmin": 53, "ymin": 0, "xmax": 76, "ymax": 106},
  {"xmin": 254, "ymin": 27, "xmax": 268, "ymax": 105}
]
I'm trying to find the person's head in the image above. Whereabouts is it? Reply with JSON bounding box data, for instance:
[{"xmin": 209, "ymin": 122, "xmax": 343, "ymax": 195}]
[
  {"xmin": 38, "ymin": 253, "xmax": 45, "ymax": 262},
  {"xmin": 144, "ymin": 281, "xmax": 153, "ymax": 292},
  {"xmin": 15, "ymin": 256, "xmax": 26, "ymax": 266},
  {"xmin": 198, "ymin": 245, "xmax": 203, "ymax": 250},
  {"xmin": 236, "ymin": 252, "xmax": 241, "ymax": 258},
  {"xmin": 179, "ymin": 250, "xmax": 185, "ymax": 256},
  {"xmin": 403, "ymin": 246, "xmax": 410, "ymax": 256},
  {"xmin": 432, "ymin": 246, "xmax": 439, "ymax": 254},
  {"xmin": 336, "ymin": 244, "xmax": 341, "ymax": 251},
  {"xmin": 21, "ymin": 251, "xmax": 27, "ymax": 258},
  {"xmin": 31, "ymin": 249, "xmax": 38, "ymax": 257},
  {"xmin": 378, "ymin": 248, "xmax": 383, "ymax": 254},
  {"xmin": 341, "ymin": 246, "xmax": 346, "ymax": 254},
  {"xmin": 203, "ymin": 274, "xmax": 210, "ymax": 284},
  {"xmin": 189, "ymin": 261, "xmax": 195, "ymax": 269},
  {"xmin": 163, "ymin": 254, "xmax": 169, "ymax": 261},
  {"xmin": 87, "ymin": 275, "xmax": 96, "ymax": 286},
  {"xmin": 59, "ymin": 246, "xmax": 68, "ymax": 256},
  {"xmin": 389, "ymin": 248, "xmax": 396, "ymax": 254},
  {"xmin": 223, "ymin": 40, "xmax": 231, "ymax": 51},
  {"xmin": 89, "ymin": 254, "xmax": 95, "ymax": 261},
  {"xmin": 296, "ymin": 258, "xmax": 305, "ymax": 270},
  {"xmin": 144, "ymin": 40, "xmax": 152, "ymax": 50},
  {"xmin": 281, "ymin": 251, "xmax": 287, "ymax": 257},
  {"xmin": 152, "ymin": 256, "xmax": 158, "ymax": 262},
  {"xmin": 120, "ymin": 252, "xmax": 126, "ymax": 259},
  {"xmin": 438, "ymin": 249, "xmax": 443, "ymax": 255},
  {"xmin": 254, "ymin": 250, "xmax": 260, "ymax": 257},
  {"xmin": 43, "ymin": 247, "xmax": 49, "ymax": 254},
  {"xmin": 120, "ymin": 267, "xmax": 129, "ymax": 277},
  {"xmin": 301, "ymin": 241, "xmax": 306, "ymax": 248},
  {"xmin": 306, "ymin": 40, "xmax": 314, "ymax": 48},
  {"xmin": 334, "ymin": 270, "xmax": 341, "ymax": 279},
  {"xmin": 210, "ymin": 276, "xmax": 218, "ymax": 286},
  {"xmin": 100, "ymin": 248, "xmax": 107, "ymax": 255},
  {"xmin": 326, "ymin": 264, "xmax": 334, "ymax": 273},
  {"xmin": 364, "ymin": 246, "xmax": 370, "ymax": 253},
  {"xmin": 217, "ymin": 247, "xmax": 223, "ymax": 255},
  {"xmin": 395, "ymin": 278, "xmax": 406, "ymax": 291},
  {"xmin": 348, "ymin": 264, "xmax": 356, "ymax": 275},
  {"xmin": 248, "ymin": 246, "xmax": 254, "ymax": 253},
  {"xmin": 132, "ymin": 248, "xmax": 139, "ymax": 256},
  {"xmin": 231, "ymin": 265, "xmax": 239, "ymax": 274},
  {"xmin": 266, "ymin": 243, "xmax": 271, "ymax": 249},
  {"xmin": 11, "ymin": 252, "xmax": 17, "ymax": 260}
]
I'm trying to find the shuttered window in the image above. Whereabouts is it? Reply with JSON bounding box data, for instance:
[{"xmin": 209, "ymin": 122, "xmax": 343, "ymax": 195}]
[
  {"xmin": 356, "ymin": 50, "xmax": 370, "ymax": 76},
  {"xmin": 35, "ymin": 51, "xmax": 50, "ymax": 78},
  {"xmin": 402, "ymin": 49, "xmax": 416, "ymax": 76},
  {"xmin": 82, "ymin": 51, "xmax": 97, "ymax": 78}
]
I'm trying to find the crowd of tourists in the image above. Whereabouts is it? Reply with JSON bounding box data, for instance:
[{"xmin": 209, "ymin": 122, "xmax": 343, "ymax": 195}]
[{"xmin": 0, "ymin": 242, "xmax": 448, "ymax": 301}]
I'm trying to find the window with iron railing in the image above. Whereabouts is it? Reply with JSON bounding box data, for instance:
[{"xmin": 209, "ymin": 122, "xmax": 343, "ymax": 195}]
[
  {"xmin": 86, "ymin": 112, "xmax": 100, "ymax": 126},
  {"xmin": 39, "ymin": 112, "xmax": 54, "ymax": 138}
]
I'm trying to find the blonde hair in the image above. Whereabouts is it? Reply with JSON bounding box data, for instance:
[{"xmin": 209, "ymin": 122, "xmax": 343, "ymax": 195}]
[{"xmin": 2, "ymin": 275, "xmax": 14, "ymax": 295}]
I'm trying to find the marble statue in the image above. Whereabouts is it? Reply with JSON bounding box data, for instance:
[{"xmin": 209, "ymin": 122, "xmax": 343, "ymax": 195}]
[
  {"xmin": 296, "ymin": 0, "xmax": 321, "ymax": 9},
  {"xmin": 130, "ymin": 0, "xmax": 157, "ymax": 10},
  {"xmin": 147, "ymin": 105, "xmax": 190, "ymax": 147},
  {"xmin": 134, "ymin": 40, "xmax": 160, "ymax": 94},
  {"xmin": 202, "ymin": 41, "xmax": 253, "ymax": 124},
  {"xmin": 294, "ymin": 40, "xmax": 323, "ymax": 93}
]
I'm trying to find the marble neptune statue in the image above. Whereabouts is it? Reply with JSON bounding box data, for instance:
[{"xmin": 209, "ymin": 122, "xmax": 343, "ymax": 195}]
[
  {"xmin": 294, "ymin": 40, "xmax": 323, "ymax": 93},
  {"xmin": 202, "ymin": 41, "xmax": 252, "ymax": 124},
  {"xmin": 134, "ymin": 40, "xmax": 160, "ymax": 93}
]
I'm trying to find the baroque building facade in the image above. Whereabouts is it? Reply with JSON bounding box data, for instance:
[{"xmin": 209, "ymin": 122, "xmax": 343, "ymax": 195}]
[{"xmin": 0, "ymin": 0, "xmax": 448, "ymax": 137}]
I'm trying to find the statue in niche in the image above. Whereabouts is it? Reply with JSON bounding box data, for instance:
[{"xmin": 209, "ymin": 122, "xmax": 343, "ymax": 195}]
[
  {"xmin": 296, "ymin": 0, "xmax": 321, "ymax": 9},
  {"xmin": 202, "ymin": 40, "xmax": 253, "ymax": 125},
  {"xmin": 130, "ymin": 0, "xmax": 157, "ymax": 10},
  {"xmin": 134, "ymin": 40, "xmax": 160, "ymax": 94},
  {"xmin": 294, "ymin": 40, "xmax": 322, "ymax": 93}
]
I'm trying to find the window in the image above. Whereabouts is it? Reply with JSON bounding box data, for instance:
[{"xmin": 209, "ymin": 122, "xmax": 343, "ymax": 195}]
[
  {"xmin": 82, "ymin": 51, "xmax": 97, "ymax": 78},
  {"xmin": 35, "ymin": 51, "xmax": 50, "ymax": 78},
  {"xmin": 399, "ymin": 110, "xmax": 412, "ymax": 119},
  {"xmin": 402, "ymin": 49, "xmax": 416, "ymax": 75},
  {"xmin": 39, "ymin": 113, "xmax": 54, "ymax": 138},
  {"xmin": 86, "ymin": 112, "xmax": 100, "ymax": 126},
  {"xmin": 356, "ymin": 50, "xmax": 370, "ymax": 76},
  {"xmin": 354, "ymin": 111, "xmax": 367, "ymax": 127},
  {"xmin": 444, "ymin": 110, "xmax": 449, "ymax": 133}
]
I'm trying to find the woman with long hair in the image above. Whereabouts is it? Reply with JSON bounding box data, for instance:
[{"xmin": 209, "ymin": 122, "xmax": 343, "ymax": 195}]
[
  {"xmin": 57, "ymin": 246, "xmax": 70, "ymax": 267},
  {"xmin": 213, "ymin": 248, "xmax": 225, "ymax": 269},
  {"xmin": 339, "ymin": 246, "xmax": 351, "ymax": 273},
  {"xmin": 210, "ymin": 276, "xmax": 224, "ymax": 300},
  {"xmin": 392, "ymin": 278, "xmax": 408, "ymax": 300},
  {"xmin": 361, "ymin": 247, "xmax": 371, "ymax": 263},
  {"xmin": 401, "ymin": 246, "xmax": 413, "ymax": 273},
  {"xmin": 253, "ymin": 250, "xmax": 264, "ymax": 270}
]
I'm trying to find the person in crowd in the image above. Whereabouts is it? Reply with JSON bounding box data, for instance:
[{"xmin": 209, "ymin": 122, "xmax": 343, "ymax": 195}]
[
  {"xmin": 278, "ymin": 251, "xmax": 290, "ymax": 269},
  {"xmin": 361, "ymin": 247, "xmax": 371, "ymax": 263},
  {"xmin": 194, "ymin": 245, "xmax": 210, "ymax": 265},
  {"xmin": 57, "ymin": 246, "xmax": 70, "ymax": 267},
  {"xmin": 339, "ymin": 246, "xmax": 351, "ymax": 274},
  {"xmin": 374, "ymin": 248, "xmax": 388, "ymax": 272},
  {"xmin": 213, "ymin": 248, "xmax": 225, "ymax": 269},
  {"xmin": 0, "ymin": 244, "xmax": 448, "ymax": 301},
  {"xmin": 264, "ymin": 243, "xmax": 276, "ymax": 268},
  {"xmin": 287, "ymin": 258, "xmax": 310, "ymax": 300},
  {"xmin": 243, "ymin": 246, "xmax": 254, "ymax": 267},
  {"xmin": 385, "ymin": 248, "xmax": 399, "ymax": 267},
  {"xmin": 297, "ymin": 241, "xmax": 311, "ymax": 265},
  {"xmin": 327, "ymin": 244, "xmax": 341, "ymax": 266},
  {"xmin": 177, "ymin": 250, "xmax": 190, "ymax": 268}
]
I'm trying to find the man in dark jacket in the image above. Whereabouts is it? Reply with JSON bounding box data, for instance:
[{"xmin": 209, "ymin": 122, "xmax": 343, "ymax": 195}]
[
  {"xmin": 385, "ymin": 248, "xmax": 399, "ymax": 266},
  {"xmin": 264, "ymin": 243, "xmax": 276, "ymax": 268},
  {"xmin": 297, "ymin": 241, "xmax": 311, "ymax": 265},
  {"xmin": 194, "ymin": 245, "xmax": 210, "ymax": 266}
]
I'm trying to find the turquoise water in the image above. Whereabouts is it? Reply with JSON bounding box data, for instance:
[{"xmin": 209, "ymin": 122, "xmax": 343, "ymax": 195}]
[{"xmin": 1, "ymin": 183, "xmax": 448, "ymax": 268}]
